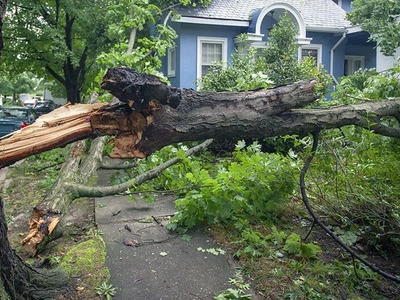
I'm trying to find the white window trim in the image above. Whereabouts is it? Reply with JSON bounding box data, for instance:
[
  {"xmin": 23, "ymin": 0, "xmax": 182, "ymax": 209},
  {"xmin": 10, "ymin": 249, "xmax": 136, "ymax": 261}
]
[
  {"xmin": 299, "ymin": 44, "xmax": 323, "ymax": 65},
  {"xmin": 345, "ymin": 55, "xmax": 365, "ymax": 75},
  {"xmin": 167, "ymin": 47, "xmax": 176, "ymax": 77},
  {"xmin": 197, "ymin": 36, "xmax": 228, "ymax": 80}
]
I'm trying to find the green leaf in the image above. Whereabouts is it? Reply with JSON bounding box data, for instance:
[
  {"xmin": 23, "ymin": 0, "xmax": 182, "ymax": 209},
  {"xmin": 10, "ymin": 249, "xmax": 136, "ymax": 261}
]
[
  {"xmin": 181, "ymin": 234, "xmax": 192, "ymax": 241},
  {"xmin": 300, "ymin": 243, "xmax": 322, "ymax": 258}
]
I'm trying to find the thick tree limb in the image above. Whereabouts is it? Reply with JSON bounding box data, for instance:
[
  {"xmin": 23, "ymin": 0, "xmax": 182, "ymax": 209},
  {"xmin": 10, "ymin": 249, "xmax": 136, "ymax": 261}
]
[
  {"xmin": 21, "ymin": 140, "xmax": 87, "ymax": 256},
  {"xmin": 0, "ymin": 71, "xmax": 318, "ymax": 167},
  {"xmin": 68, "ymin": 139, "xmax": 213, "ymax": 197},
  {"xmin": 1, "ymin": 68, "xmax": 399, "ymax": 168}
]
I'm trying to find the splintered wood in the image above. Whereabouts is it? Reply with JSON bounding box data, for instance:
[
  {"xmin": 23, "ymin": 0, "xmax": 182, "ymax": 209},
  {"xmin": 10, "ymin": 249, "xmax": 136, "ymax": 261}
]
[{"xmin": 21, "ymin": 207, "xmax": 60, "ymax": 257}]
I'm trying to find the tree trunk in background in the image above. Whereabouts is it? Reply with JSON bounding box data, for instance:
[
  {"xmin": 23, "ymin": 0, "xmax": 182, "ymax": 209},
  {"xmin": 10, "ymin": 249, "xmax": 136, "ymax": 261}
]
[{"xmin": 0, "ymin": 0, "xmax": 6, "ymax": 58}]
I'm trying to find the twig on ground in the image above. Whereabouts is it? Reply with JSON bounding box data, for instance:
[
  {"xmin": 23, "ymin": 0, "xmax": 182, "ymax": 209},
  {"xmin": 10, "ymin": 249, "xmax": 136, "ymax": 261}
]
[
  {"xmin": 31, "ymin": 162, "xmax": 64, "ymax": 173},
  {"xmin": 101, "ymin": 161, "xmax": 138, "ymax": 169}
]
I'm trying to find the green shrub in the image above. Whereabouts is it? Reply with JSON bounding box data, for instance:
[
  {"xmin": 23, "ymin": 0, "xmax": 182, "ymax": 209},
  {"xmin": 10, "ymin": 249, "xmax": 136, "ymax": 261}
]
[
  {"xmin": 309, "ymin": 128, "xmax": 400, "ymax": 255},
  {"xmin": 167, "ymin": 141, "xmax": 300, "ymax": 232}
]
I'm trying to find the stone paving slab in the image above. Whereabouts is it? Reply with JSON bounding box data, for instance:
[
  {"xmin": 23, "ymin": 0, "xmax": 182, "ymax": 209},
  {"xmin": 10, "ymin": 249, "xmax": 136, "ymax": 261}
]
[
  {"xmin": 94, "ymin": 169, "xmax": 244, "ymax": 299},
  {"xmin": 95, "ymin": 194, "xmax": 176, "ymax": 224},
  {"xmin": 98, "ymin": 220, "xmax": 236, "ymax": 300}
]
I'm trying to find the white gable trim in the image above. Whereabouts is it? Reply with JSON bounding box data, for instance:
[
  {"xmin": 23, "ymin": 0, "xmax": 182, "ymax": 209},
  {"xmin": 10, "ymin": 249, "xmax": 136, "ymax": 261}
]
[
  {"xmin": 174, "ymin": 16, "xmax": 249, "ymax": 27},
  {"xmin": 299, "ymin": 44, "xmax": 323, "ymax": 65},
  {"xmin": 346, "ymin": 25, "xmax": 362, "ymax": 34},
  {"xmin": 255, "ymin": 3, "xmax": 306, "ymax": 38}
]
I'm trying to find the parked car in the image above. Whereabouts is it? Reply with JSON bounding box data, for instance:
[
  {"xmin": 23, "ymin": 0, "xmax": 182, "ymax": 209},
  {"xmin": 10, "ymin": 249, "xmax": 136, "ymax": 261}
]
[
  {"xmin": 0, "ymin": 106, "xmax": 37, "ymax": 138},
  {"xmin": 22, "ymin": 98, "xmax": 38, "ymax": 108},
  {"xmin": 34, "ymin": 100, "xmax": 57, "ymax": 116}
]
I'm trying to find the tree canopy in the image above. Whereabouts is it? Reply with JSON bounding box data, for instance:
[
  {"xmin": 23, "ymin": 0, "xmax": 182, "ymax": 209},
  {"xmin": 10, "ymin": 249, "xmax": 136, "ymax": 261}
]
[
  {"xmin": 1, "ymin": 0, "xmax": 212, "ymax": 104},
  {"xmin": 347, "ymin": 0, "xmax": 400, "ymax": 56}
]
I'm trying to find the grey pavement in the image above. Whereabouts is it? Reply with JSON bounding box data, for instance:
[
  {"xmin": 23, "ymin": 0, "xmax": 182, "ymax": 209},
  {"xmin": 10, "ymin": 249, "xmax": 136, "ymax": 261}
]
[{"xmin": 95, "ymin": 169, "xmax": 244, "ymax": 300}]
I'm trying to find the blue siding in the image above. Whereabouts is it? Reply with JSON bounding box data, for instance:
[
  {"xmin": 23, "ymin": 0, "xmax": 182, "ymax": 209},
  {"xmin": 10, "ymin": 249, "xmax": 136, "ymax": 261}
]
[
  {"xmin": 345, "ymin": 45, "xmax": 376, "ymax": 69},
  {"xmin": 176, "ymin": 23, "xmax": 245, "ymax": 89},
  {"xmin": 341, "ymin": 0, "xmax": 353, "ymax": 12},
  {"xmin": 159, "ymin": 22, "xmax": 181, "ymax": 87},
  {"xmin": 249, "ymin": 9, "xmax": 262, "ymax": 33},
  {"xmin": 306, "ymin": 32, "xmax": 346, "ymax": 79}
]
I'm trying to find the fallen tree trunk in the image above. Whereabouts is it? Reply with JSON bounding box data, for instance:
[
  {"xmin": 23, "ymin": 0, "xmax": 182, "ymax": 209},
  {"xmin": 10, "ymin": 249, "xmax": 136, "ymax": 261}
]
[
  {"xmin": 1, "ymin": 67, "xmax": 400, "ymax": 169},
  {"xmin": 0, "ymin": 69, "xmax": 319, "ymax": 167}
]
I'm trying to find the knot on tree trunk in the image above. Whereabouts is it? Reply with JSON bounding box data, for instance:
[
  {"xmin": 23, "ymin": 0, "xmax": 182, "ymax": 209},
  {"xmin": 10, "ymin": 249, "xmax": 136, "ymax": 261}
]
[{"xmin": 101, "ymin": 66, "xmax": 181, "ymax": 113}]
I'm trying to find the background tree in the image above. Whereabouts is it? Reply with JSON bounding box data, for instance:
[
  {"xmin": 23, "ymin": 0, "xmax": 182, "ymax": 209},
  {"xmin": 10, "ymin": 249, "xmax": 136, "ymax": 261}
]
[
  {"xmin": 347, "ymin": 0, "xmax": 400, "ymax": 56},
  {"xmin": 94, "ymin": 0, "xmax": 212, "ymax": 93},
  {"xmin": 2, "ymin": 0, "xmax": 111, "ymax": 103},
  {"xmin": 0, "ymin": 72, "xmax": 39, "ymax": 103}
]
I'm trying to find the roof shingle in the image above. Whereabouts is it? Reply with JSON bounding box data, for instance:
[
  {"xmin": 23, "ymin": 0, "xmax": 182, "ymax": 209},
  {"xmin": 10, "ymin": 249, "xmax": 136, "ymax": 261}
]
[{"xmin": 175, "ymin": 0, "xmax": 351, "ymax": 31}]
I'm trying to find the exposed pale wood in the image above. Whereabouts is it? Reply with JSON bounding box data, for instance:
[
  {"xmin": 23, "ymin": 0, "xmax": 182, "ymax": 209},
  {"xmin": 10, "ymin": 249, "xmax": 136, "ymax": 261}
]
[{"xmin": 21, "ymin": 208, "xmax": 60, "ymax": 257}]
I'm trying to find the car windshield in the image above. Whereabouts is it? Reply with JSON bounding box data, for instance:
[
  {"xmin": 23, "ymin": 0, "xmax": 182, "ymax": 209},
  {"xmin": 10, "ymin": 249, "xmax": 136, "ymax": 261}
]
[
  {"xmin": 0, "ymin": 108, "xmax": 28, "ymax": 119},
  {"xmin": 36, "ymin": 101, "xmax": 51, "ymax": 108}
]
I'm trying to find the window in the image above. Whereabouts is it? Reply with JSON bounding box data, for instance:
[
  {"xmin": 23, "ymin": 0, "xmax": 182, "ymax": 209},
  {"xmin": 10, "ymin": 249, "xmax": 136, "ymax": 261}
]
[
  {"xmin": 344, "ymin": 55, "xmax": 364, "ymax": 76},
  {"xmin": 332, "ymin": 0, "xmax": 342, "ymax": 7},
  {"xmin": 299, "ymin": 44, "xmax": 322, "ymax": 65},
  {"xmin": 168, "ymin": 47, "xmax": 176, "ymax": 77},
  {"xmin": 197, "ymin": 37, "xmax": 228, "ymax": 79}
]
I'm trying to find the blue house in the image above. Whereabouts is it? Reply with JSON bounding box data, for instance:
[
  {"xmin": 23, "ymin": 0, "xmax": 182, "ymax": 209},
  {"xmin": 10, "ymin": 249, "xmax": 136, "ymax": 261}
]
[{"xmin": 160, "ymin": 0, "xmax": 399, "ymax": 90}]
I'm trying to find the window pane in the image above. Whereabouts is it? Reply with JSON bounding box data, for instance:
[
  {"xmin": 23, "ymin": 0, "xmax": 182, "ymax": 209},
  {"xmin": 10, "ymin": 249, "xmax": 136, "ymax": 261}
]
[
  {"xmin": 344, "ymin": 57, "xmax": 364, "ymax": 76},
  {"xmin": 171, "ymin": 49, "xmax": 176, "ymax": 71},
  {"xmin": 354, "ymin": 60, "xmax": 361, "ymax": 70},
  {"xmin": 200, "ymin": 40, "xmax": 225, "ymax": 78},
  {"xmin": 302, "ymin": 48, "xmax": 318, "ymax": 60},
  {"xmin": 202, "ymin": 65, "xmax": 211, "ymax": 76},
  {"xmin": 202, "ymin": 42, "xmax": 223, "ymax": 64}
]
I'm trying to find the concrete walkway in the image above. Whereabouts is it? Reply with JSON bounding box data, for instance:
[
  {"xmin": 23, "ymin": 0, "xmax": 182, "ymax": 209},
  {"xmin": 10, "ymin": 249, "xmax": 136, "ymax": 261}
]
[{"xmin": 95, "ymin": 169, "xmax": 243, "ymax": 300}]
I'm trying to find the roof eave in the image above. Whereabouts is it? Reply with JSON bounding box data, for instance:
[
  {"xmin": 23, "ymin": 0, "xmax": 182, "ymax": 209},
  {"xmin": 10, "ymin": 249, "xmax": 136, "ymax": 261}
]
[
  {"xmin": 173, "ymin": 16, "xmax": 249, "ymax": 27},
  {"xmin": 306, "ymin": 26, "xmax": 347, "ymax": 33}
]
